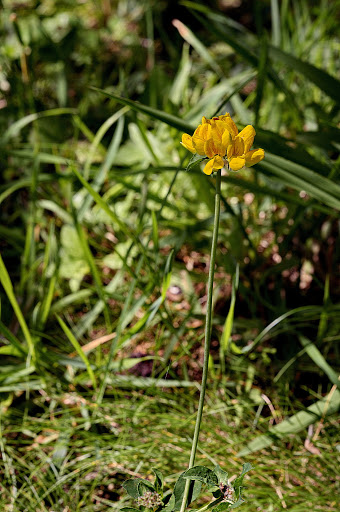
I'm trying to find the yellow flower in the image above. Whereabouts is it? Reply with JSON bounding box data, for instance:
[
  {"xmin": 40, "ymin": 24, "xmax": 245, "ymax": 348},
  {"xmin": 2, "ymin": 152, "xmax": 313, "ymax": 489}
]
[{"xmin": 181, "ymin": 113, "xmax": 265, "ymax": 175}]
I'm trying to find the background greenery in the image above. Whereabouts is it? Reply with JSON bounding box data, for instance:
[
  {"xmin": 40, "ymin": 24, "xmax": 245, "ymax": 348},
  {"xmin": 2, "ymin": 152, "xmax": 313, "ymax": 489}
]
[{"xmin": 0, "ymin": 0, "xmax": 339, "ymax": 510}]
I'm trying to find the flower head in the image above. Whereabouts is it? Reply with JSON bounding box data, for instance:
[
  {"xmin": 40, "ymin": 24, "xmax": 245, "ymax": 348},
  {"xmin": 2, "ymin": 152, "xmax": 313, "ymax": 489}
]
[
  {"xmin": 219, "ymin": 482, "xmax": 235, "ymax": 502},
  {"xmin": 137, "ymin": 491, "xmax": 163, "ymax": 510},
  {"xmin": 181, "ymin": 113, "xmax": 264, "ymax": 175}
]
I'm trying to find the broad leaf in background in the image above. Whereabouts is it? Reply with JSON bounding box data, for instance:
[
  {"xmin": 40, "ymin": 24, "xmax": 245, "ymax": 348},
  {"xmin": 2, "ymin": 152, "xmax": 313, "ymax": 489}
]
[{"xmin": 59, "ymin": 225, "xmax": 89, "ymax": 292}]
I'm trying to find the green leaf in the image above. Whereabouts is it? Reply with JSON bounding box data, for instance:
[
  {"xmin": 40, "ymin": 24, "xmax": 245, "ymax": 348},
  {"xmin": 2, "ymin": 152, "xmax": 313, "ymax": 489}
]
[
  {"xmin": 138, "ymin": 480, "xmax": 156, "ymax": 496},
  {"xmin": 152, "ymin": 468, "xmax": 164, "ymax": 493},
  {"xmin": 122, "ymin": 478, "xmax": 153, "ymax": 499},
  {"xmin": 233, "ymin": 463, "xmax": 253, "ymax": 490},
  {"xmin": 229, "ymin": 496, "xmax": 245, "ymax": 509},
  {"xmin": 103, "ymin": 241, "xmax": 139, "ymax": 270},
  {"xmin": 122, "ymin": 479, "xmax": 141, "ymax": 499},
  {"xmin": 163, "ymin": 494, "xmax": 176, "ymax": 512},
  {"xmin": 59, "ymin": 225, "xmax": 89, "ymax": 291},
  {"xmin": 231, "ymin": 463, "xmax": 253, "ymax": 505},
  {"xmin": 183, "ymin": 466, "xmax": 218, "ymax": 487},
  {"xmin": 173, "ymin": 472, "xmax": 202, "ymax": 511},
  {"xmin": 213, "ymin": 465, "xmax": 229, "ymax": 486},
  {"xmin": 237, "ymin": 389, "xmax": 340, "ymax": 456},
  {"xmin": 212, "ymin": 503, "xmax": 231, "ymax": 512},
  {"xmin": 186, "ymin": 154, "xmax": 207, "ymax": 172}
]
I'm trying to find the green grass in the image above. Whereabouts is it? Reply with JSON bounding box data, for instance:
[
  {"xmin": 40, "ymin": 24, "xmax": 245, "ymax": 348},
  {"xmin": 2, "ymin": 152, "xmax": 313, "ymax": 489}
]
[
  {"xmin": 1, "ymin": 0, "xmax": 340, "ymax": 510},
  {"xmin": 0, "ymin": 387, "xmax": 339, "ymax": 511}
]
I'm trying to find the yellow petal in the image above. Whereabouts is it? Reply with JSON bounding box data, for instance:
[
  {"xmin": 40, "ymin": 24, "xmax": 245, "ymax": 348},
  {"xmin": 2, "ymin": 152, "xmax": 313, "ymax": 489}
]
[
  {"xmin": 193, "ymin": 124, "xmax": 202, "ymax": 136},
  {"xmin": 234, "ymin": 137, "xmax": 245, "ymax": 156},
  {"xmin": 245, "ymin": 148, "xmax": 265, "ymax": 167},
  {"xmin": 228, "ymin": 156, "xmax": 246, "ymax": 171},
  {"xmin": 238, "ymin": 125, "xmax": 255, "ymax": 153},
  {"xmin": 218, "ymin": 113, "xmax": 231, "ymax": 122},
  {"xmin": 181, "ymin": 134, "xmax": 196, "ymax": 153},
  {"xmin": 222, "ymin": 129, "xmax": 232, "ymax": 148},
  {"xmin": 227, "ymin": 143, "xmax": 234, "ymax": 159},
  {"xmin": 219, "ymin": 114, "xmax": 238, "ymax": 137},
  {"xmin": 194, "ymin": 123, "xmax": 211, "ymax": 140},
  {"xmin": 213, "ymin": 120, "xmax": 227, "ymax": 137},
  {"xmin": 211, "ymin": 124, "xmax": 222, "ymax": 143},
  {"xmin": 203, "ymin": 159, "xmax": 214, "ymax": 175},
  {"xmin": 192, "ymin": 136, "xmax": 206, "ymax": 155},
  {"xmin": 212, "ymin": 155, "xmax": 224, "ymax": 168},
  {"xmin": 204, "ymin": 138, "xmax": 217, "ymax": 159},
  {"xmin": 204, "ymin": 138, "xmax": 225, "ymax": 158},
  {"xmin": 203, "ymin": 156, "xmax": 224, "ymax": 175}
]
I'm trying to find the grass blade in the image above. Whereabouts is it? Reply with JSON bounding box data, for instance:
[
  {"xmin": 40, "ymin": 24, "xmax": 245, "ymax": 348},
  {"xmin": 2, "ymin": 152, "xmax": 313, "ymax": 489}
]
[
  {"xmin": 269, "ymin": 46, "xmax": 340, "ymax": 104},
  {"xmin": 0, "ymin": 320, "xmax": 27, "ymax": 356},
  {"xmin": 220, "ymin": 264, "xmax": 239, "ymax": 365},
  {"xmin": 2, "ymin": 108, "xmax": 76, "ymax": 142},
  {"xmin": 82, "ymin": 107, "xmax": 127, "ymax": 181},
  {"xmin": 270, "ymin": 0, "xmax": 281, "ymax": 46},
  {"xmin": 72, "ymin": 209, "xmax": 112, "ymax": 333},
  {"xmin": 0, "ymin": 254, "xmax": 35, "ymax": 361},
  {"xmin": 258, "ymin": 156, "xmax": 340, "ymax": 211},
  {"xmin": 172, "ymin": 19, "xmax": 222, "ymax": 76},
  {"xmin": 56, "ymin": 315, "xmax": 97, "ymax": 390},
  {"xmin": 298, "ymin": 335, "xmax": 339, "ymax": 388},
  {"xmin": 185, "ymin": 6, "xmax": 300, "ymax": 116},
  {"xmin": 38, "ymin": 275, "xmax": 56, "ymax": 330},
  {"xmin": 90, "ymin": 86, "xmax": 194, "ymax": 132},
  {"xmin": 237, "ymin": 387, "xmax": 340, "ymax": 456}
]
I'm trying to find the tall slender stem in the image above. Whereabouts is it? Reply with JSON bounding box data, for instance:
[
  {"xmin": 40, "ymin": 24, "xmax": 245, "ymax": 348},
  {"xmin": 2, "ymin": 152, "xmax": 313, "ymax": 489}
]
[{"xmin": 180, "ymin": 170, "xmax": 222, "ymax": 512}]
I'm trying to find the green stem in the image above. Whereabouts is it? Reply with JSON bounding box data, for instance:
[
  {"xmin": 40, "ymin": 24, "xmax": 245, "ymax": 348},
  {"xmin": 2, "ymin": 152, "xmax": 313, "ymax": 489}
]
[
  {"xmin": 195, "ymin": 497, "xmax": 224, "ymax": 512},
  {"xmin": 180, "ymin": 170, "xmax": 222, "ymax": 512}
]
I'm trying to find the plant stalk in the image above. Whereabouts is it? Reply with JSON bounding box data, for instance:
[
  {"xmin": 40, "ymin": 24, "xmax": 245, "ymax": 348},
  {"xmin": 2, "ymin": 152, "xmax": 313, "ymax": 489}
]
[{"xmin": 180, "ymin": 170, "xmax": 222, "ymax": 512}]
